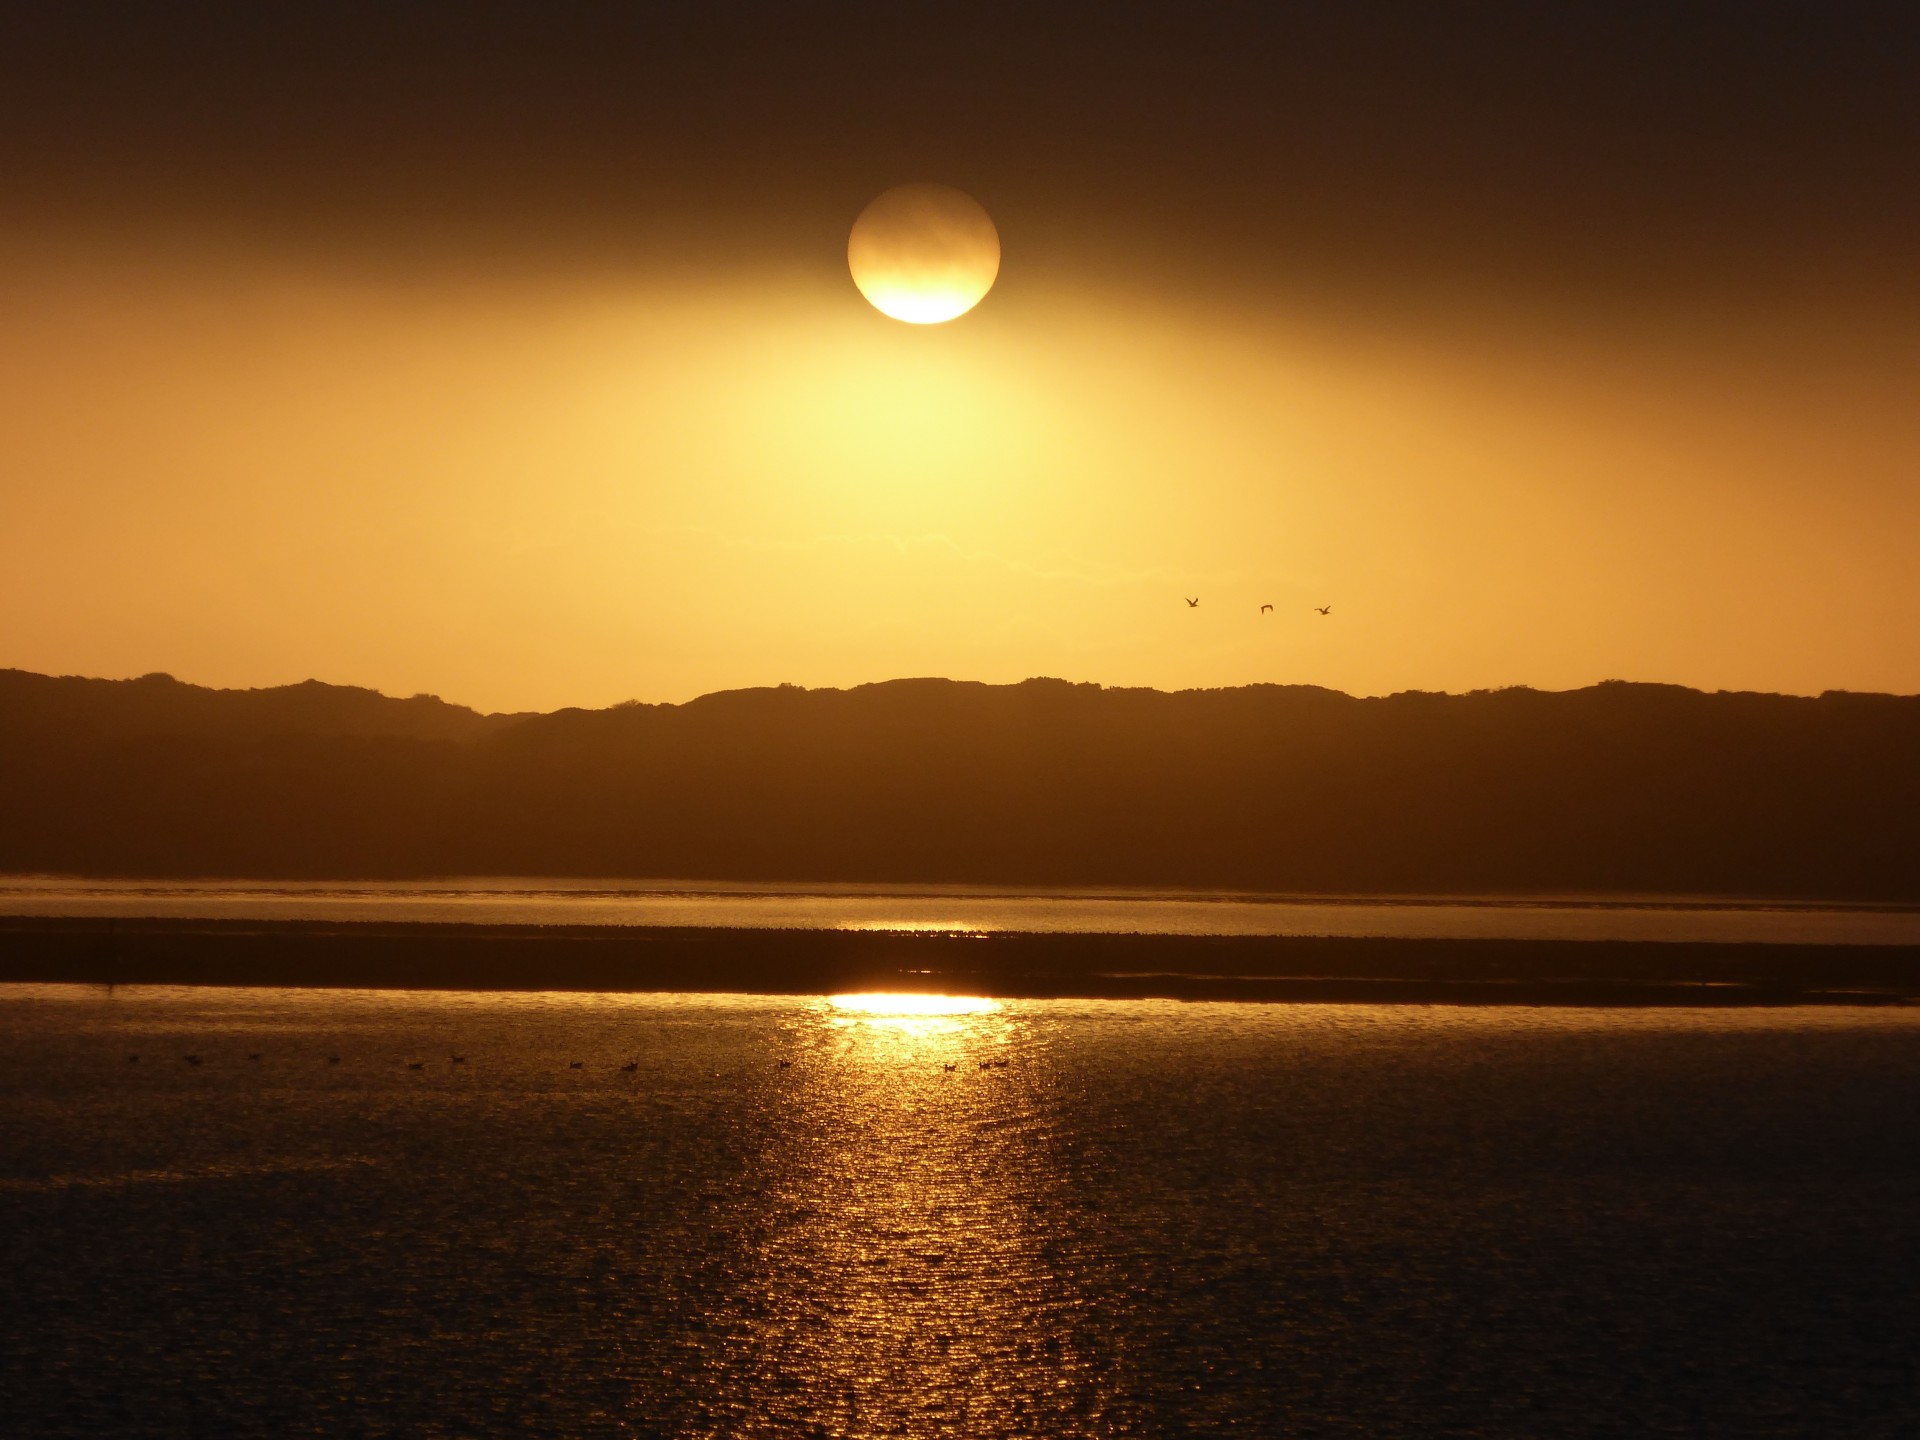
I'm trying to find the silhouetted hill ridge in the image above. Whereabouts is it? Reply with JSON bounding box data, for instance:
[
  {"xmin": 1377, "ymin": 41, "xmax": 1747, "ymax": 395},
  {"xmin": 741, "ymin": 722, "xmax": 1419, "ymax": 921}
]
[
  {"xmin": 0, "ymin": 669, "xmax": 520, "ymax": 744},
  {"xmin": 1, "ymin": 669, "xmax": 1914, "ymax": 898}
]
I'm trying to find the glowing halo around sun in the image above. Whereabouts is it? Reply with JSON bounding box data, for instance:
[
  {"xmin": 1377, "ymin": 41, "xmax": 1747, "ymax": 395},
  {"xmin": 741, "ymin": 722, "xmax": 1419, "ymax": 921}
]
[{"xmin": 847, "ymin": 183, "xmax": 1000, "ymax": 324}]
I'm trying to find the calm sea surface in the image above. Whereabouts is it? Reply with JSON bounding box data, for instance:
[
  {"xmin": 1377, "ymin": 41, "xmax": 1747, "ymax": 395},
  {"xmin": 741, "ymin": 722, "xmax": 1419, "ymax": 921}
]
[
  {"xmin": 3, "ymin": 986, "xmax": 1916, "ymax": 1438},
  {"xmin": 6, "ymin": 875, "xmax": 1920, "ymax": 944}
]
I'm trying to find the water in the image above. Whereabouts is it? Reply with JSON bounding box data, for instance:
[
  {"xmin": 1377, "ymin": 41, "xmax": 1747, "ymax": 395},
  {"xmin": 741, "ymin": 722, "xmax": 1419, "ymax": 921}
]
[
  {"xmin": 6, "ymin": 875, "xmax": 1920, "ymax": 944},
  {"xmin": 3, "ymin": 985, "xmax": 1917, "ymax": 1437}
]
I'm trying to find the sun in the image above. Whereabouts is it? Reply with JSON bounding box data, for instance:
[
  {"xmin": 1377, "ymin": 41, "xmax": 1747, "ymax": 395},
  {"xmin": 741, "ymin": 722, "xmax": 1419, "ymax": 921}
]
[{"xmin": 847, "ymin": 183, "xmax": 1001, "ymax": 324}]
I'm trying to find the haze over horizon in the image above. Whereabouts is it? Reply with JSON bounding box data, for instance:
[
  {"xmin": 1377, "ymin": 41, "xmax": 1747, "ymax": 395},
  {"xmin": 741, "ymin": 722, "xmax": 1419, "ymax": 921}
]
[{"xmin": 4, "ymin": 4, "xmax": 1916, "ymax": 713}]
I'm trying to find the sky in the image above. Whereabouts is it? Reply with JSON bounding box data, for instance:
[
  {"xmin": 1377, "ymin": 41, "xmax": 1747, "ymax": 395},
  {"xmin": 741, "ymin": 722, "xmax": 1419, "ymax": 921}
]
[{"xmin": 2, "ymin": 2, "xmax": 1916, "ymax": 713}]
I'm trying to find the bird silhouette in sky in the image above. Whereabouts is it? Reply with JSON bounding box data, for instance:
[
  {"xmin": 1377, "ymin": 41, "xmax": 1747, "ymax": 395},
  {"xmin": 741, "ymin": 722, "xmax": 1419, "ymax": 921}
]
[
  {"xmin": 1314, "ymin": 605, "xmax": 1332, "ymax": 616},
  {"xmin": 1186, "ymin": 597, "xmax": 1199, "ymax": 608},
  {"xmin": 1260, "ymin": 604, "xmax": 1273, "ymax": 613}
]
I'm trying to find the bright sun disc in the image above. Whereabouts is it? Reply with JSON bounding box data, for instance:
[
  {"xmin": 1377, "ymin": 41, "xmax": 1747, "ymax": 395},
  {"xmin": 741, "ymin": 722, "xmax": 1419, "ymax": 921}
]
[
  {"xmin": 828, "ymin": 993, "xmax": 999, "ymax": 1016},
  {"xmin": 848, "ymin": 183, "xmax": 1000, "ymax": 324}
]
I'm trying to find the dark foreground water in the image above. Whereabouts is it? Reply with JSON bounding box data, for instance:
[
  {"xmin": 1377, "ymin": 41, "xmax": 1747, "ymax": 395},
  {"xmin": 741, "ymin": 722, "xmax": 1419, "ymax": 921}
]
[{"xmin": 3, "ymin": 987, "xmax": 1918, "ymax": 1438}]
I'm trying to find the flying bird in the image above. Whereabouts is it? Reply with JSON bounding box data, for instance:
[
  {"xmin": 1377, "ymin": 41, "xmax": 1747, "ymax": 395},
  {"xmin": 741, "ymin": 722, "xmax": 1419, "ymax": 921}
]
[
  {"xmin": 1314, "ymin": 605, "xmax": 1332, "ymax": 616},
  {"xmin": 1186, "ymin": 597, "xmax": 1199, "ymax": 608},
  {"xmin": 1260, "ymin": 604, "xmax": 1273, "ymax": 613}
]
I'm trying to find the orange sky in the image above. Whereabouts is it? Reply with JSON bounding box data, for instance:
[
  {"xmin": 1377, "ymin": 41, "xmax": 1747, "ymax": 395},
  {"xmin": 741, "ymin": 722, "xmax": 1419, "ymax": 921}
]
[
  {"xmin": 2, "ymin": 227, "xmax": 1913, "ymax": 714},
  {"xmin": 2, "ymin": 8, "xmax": 1915, "ymax": 712}
]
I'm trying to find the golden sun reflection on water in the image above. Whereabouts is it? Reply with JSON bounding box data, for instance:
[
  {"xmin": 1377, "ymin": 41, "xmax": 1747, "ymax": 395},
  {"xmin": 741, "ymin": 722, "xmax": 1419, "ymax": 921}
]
[
  {"xmin": 696, "ymin": 996, "xmax": 1131, "ymax": 1435},
  {"xmin": 833, "ymin": 920, "xmax": 998, "ymax": 935},
  {"xmin": 823, "ymin": 994, "xmax": 1006, "ymax": 1067},
  {"xmin": 828, "ymin": 993, "xmax": 999, "ymax": 1016}
]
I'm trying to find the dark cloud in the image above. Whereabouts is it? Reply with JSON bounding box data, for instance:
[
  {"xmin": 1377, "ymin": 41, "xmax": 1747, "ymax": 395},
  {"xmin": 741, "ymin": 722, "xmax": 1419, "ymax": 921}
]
[{"xmin": 3, "ymin": 3, "xmax": 1914, "ymax": 300}]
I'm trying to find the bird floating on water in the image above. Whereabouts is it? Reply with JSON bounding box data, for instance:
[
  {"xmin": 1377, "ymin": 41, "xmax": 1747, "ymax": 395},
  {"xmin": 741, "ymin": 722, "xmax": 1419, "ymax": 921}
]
[{"xmin": 620, "ymin": 1061, "xmax": 639, "ymax": 1073}]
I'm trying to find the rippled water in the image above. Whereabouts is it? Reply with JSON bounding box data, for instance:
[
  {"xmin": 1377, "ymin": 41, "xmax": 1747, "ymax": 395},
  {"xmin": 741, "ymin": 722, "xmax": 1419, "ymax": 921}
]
[
  {"xmin": 4, "ymin": 986, "xmax": 1918, "ymax": 1437},
  {"xmin": 7, "ymin": 875, "xmax": 1920, "ymax": 944}
]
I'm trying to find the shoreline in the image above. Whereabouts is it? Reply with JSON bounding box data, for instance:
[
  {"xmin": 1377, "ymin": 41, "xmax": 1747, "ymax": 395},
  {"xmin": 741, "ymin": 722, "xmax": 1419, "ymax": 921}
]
[{"xmin": 3, "ymin": 916, "xmax": 1917, "ymax": 1007}]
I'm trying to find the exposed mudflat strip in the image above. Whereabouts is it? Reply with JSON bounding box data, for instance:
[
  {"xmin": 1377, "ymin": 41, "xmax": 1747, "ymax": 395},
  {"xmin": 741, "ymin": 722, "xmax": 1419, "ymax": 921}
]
[{"xmin": 3, "ymin": 916, "xmax": 1917, "ymax": 1006}]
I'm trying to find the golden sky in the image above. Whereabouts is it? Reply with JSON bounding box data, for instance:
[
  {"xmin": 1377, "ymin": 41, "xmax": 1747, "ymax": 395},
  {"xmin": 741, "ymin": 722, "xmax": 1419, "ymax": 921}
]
[{"xmin": 1, "ymin": 7, "xmax": 1915, "ymax": 711}]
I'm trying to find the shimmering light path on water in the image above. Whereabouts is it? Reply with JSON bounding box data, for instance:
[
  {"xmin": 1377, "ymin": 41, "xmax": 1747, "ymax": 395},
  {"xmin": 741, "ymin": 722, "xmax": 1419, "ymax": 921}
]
[
  {"xmin": 3, "ymin": 986, "xmax": 1918, "ymax": 1437},
  {"xmin": 6, "ymin": 875, "xmax": 1920, "ymax": 944}
]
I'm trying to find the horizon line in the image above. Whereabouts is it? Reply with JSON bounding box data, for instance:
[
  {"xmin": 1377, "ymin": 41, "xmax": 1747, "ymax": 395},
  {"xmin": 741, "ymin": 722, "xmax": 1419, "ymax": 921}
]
[{"xmin": 6, "ymin": 665, "xmax": 1914, "ymax": 719}]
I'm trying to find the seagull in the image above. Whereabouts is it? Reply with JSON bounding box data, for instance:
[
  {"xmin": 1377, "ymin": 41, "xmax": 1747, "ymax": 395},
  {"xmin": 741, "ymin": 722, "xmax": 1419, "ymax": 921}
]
[
  {"xmin": 450, "ymin": 1054, "xmax": 467, "ymax": 1065},
  {"xmin": 1260, "ymin": 604, "xmax": 1273, "ymax": 613},
  {"xmin": 568, "ymin": 1060, "xmax": 584, "ymax": 1070},
  {"xmin": 407, "ymin": 1061, "xmax": 425, "ymax": 1070},
  {"xmin": 1185, "ymin": 597, "xmax": 1199, "ymax": 607},
  {"xmin": 1314, "ymin": 605, "xmax": 1332, "ymax": 616}
]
